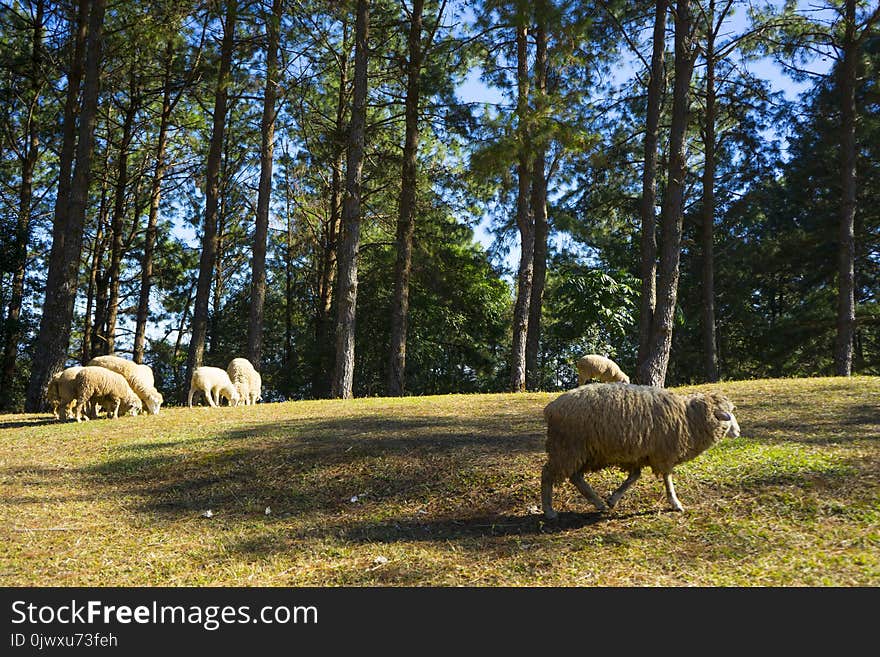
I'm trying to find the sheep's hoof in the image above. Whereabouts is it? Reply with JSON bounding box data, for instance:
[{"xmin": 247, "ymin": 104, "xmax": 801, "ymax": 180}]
[
  {"xmin": 670, "ymin": 503, "xmax": 684, "ymax": 512},
  {"xmin": 605, "ymin": 497, "xmax": 618, "ymax": 509},
  {"xmin": 543, "ymin": 509, "xmax": 558, "ymax": 521}
]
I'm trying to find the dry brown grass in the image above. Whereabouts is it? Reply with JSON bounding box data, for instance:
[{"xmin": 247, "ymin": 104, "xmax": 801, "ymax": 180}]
[{"xmin": 1, "ymin": 376, "xmax": 877, "ymax": 586}]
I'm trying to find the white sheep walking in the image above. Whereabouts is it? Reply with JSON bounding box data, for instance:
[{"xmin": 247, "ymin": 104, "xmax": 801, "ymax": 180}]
[
  {"xmin": 188, "ymin": 366, "xmax": 240, "ymax": 407},
  {"xmin": 227, "ymin": 357, "xmax": 262, "ymax": 405},
  {"xmin": 575, "ymin": 354, "xmax": 630, "ymax": 386},
  {"xmin": 541, "ymin": 383, "xmax": 740, "ymax": 519},
  {"xmin": 72, "ymin": 366, "xmax": 143, "ymax": 422}
]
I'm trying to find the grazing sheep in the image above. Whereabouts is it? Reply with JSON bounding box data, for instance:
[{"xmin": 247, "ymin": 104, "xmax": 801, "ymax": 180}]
[
  {"xmin": 227, "ymin": 357, "xmax": 262, "ymax": 405},
  {"xmin": 576, "ymin": 354, "xmax": 630, "ymax": 386},
  {"xmin": 541, "ymin": 383, "xmax": 740, "ymax": 519},
  {"xmin": 46, "ymin": 366, "xmax": 83, "ymax": 419},
  {"xmin": 86, "ymin": 354, "xmax": 163, "ymax": 415},
  {"xmin": 188, "ymin": 366, "xmax": 240, "ymax": 407},
  {"xmin": 72, "ymin": 366, "xmax": 142, "ymax": 422}
]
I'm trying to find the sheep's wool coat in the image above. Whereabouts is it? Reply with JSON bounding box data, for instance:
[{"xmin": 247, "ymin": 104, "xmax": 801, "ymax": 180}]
[
  {"xmin": 576, "ymin": 354, "xmax": 630, "ymax": 384},
  {"xmin": 74, "ymin": 366, "xmax": 142, "ymax": 416},
  {"xmin": 227, "ymin": 358, "xmax": 261, "ymax": 404},
  {"xmin": 543, "ymin": 383, "xmax": 734, "ymax": 484},
  {"xmin": 87, "ymin": 355, "xmax": 162, "ymax": 413}
]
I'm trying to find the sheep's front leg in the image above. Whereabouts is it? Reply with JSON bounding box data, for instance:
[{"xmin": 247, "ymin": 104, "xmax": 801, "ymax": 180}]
[
  {"xmin": 541, "ymin": 465, "xmax": 557, "ymax": 520},
  {"xmin": 607, "ymin": 469, "xmax": 641, "ymax": 508},
  {"xmin": 109, "ymin": 399, "xmax": 120, "ymax": 419},
  {"xmin": 187, "ymin": 388, "xmax": 195, "ymax": 407},
  {"xmin": 570, "ymin": 471, "xmax": 608, "ymax": 511},
  {"xmin": 663, "ymin": 473, "xmax": 684, "ymax": 512},
  {"xmin": 206, "ymin": 387, "xmax": 217, "ymax": 407}
]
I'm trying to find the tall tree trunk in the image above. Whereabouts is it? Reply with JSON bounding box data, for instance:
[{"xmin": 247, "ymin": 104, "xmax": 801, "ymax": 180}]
[
  {"xmin": 248, "ymin": 0, "xmax": 282, "ymax": 367},
  {"xmin": 38, "ymin": 0, "xmax": 88, "ymax": 360},
  {"xmin": 701, "ymin": 0, "xmax": 718, "ymax": 383},
  {"xmin": 641, "ymin": 0, "xmax": 695, "ymax": 388},
  {"xmin": 81, "ymin": 201, "xmax": 106, "ymax": 363},
  {"xmin": 25, "ymin": 0, "xmax": 106, "ymax": 411},
  {"xmin": 636, "ymin": 0, "xmax": 667, "ymax": 383},
  {"xmin": 834, "ymin": 0, "xmax": 857, "ymax": 376},
  {"xmin": 313, "ymin": 21, "xmax": 349, "ymax": 398},
  {"xmin": 105, "ymin": 82, "xmax": 139, "ymax": 355},
  {"xmin": 90, "ymin": 174, "xmax": 111, "ymax": 357},
  {"xmin": 387, "ymin": 0, "xmax": 424, "ymax": 397},
  {"xmin": 526, "ymin": 13, "xmax": 548, "ymax": 392},
  {"xmin": 86, "ymin": 159, "xmax": 111, "ymax": 359},
  {"xmin": 510, "ymin": 19, "xmax": 532, "ymax": 393},
  {"xmin": 134, "ymin": 42, "xmax": 174, "ymax": 364},
  {"xmin": 331, "ymin": 0, "xmax": 369, "ymax": 399},
  {"xmin": 184, "ymin": 0, "xmax": 237, "ymax": 396},
  {"xmin": 0, "ymin": 0, "xmax": 44, "ymax": 409},
  {"xmin": 285, "ymin": 198, "xmax": 294, "ymax": 370}
]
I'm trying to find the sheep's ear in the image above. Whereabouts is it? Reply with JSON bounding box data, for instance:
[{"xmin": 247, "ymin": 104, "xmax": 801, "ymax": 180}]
[{"xmin": 714, "ymin": 410, "xmax": 732, "ymax": 422}]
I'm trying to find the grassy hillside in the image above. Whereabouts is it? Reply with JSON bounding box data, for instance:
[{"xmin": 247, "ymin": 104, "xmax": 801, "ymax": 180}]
[{"xmin": 1, "ymin": 377, "xmax": 877, "ymax": 586}]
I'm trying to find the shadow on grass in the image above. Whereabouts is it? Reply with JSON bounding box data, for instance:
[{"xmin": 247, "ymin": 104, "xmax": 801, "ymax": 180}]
[
  {"xmin": 75, "ymin": 414, "xmax": 546, "ymax": 516},
  {"xmin": 0, "ymin": 417, "xmax": 59, "ymax": 430},
  {"xmin": 229, "ymin": 509, "xmax": 662, "ymax": 556}
]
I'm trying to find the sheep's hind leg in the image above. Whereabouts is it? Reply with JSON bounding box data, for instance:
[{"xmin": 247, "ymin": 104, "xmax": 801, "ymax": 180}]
[
  {"xmin": 541, "ymin": 465, "xmax": 557, "ymax": 520},
  {"xmin": 570, "ymin": 471, "xmax": 608, "ymax": 512},
  {"xmin": 607, "ymin": 469, "xmax": 641, "ymax": 508},
  {"xmin": 662, "ymin": 473, "xmax": 684, "ymax": 512}
]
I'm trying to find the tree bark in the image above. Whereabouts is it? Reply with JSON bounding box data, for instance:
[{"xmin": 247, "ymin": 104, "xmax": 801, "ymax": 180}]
[
  {"xmin": 510, "ymin": 19, "xmax": 532, "ymax": 393},
  {"xmin": 247, "ymin": 0, "xmax": 282, "ymax": 367},
  {"xmin": 105, "ymin": 79, "xmax": 139, "ymax": 355},
  {"xmin": 526, "ymin": 14, "xmax": 548, "ymax": 392},
  {"xmin": 25, "ymin": 0, "xmax": 106, "ymax": 411},
  {"xmin": 701, "ymin": 0, "xmax": 718, "ymax": 383},
  {"xmin": 37, "ymin": 0, "xmax": 88, "ymax": 362},
  {"xmin": 184, "ymin": 0, "xmax": 237, "ymax": 396},
  {"xmin": 81, "ymin": 197, "xmax": 106, "ymax": 364},
  {"xmin": 834, "ymin": 0, "xmax": 857, "ymax": 376},
  {"xmin": 636, "ymin": 0, "xmax": 667, "ymax": 384},
  {"xmin": 83, "ymin": 172, "xmax": 110, "ymax": 356},
  {"xmin": 641, "ymin": 0, "xmax": 695, "ymax": 388},
  {"xmin": 313, "ymin": 20, "xmax": 349, "ymax": 398},
  {"xmin": 387, "ymin": 0, "xmax": 424, "ymax": 397},
  {"xmin": 331, "ymin": 0, "xmax": 369, "ymax": 399},
  {"xmin": 134, "ymin": 42, "xmax": 175, "ymax": 364},
  {"xmin": 1, "ymin": 0, "xmax": 44, "ymax": 409}
]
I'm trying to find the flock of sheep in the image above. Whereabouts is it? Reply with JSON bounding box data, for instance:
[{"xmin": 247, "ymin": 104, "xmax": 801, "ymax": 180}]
[
  {"xmin": 44, "ymin": 349, "xmax": 741, "ymax": 519},
  {"xmin": 46, "ymin": 355, "xmax": 262, "ymax": 422}
]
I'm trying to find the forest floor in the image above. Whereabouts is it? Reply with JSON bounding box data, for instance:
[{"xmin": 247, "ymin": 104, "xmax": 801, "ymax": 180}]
[{"xmin": 1, "ymin": 376, "xmax": 878, "ymax": 586}]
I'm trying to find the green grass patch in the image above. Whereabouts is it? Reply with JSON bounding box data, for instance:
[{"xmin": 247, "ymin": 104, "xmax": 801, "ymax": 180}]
[{"xmin": 1, "ymin": 377, "xmax": 878, "ymax": 586}]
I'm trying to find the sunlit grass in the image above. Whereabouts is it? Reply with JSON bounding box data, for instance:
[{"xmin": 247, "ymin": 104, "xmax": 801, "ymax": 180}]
[{"xmin": 1, "ymin": 376, "xmax": 877, "ymax": 586}]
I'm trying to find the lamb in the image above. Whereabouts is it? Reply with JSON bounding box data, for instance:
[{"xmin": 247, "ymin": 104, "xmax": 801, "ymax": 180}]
[
  {"xmin": 86, "ymin": 354, "xmax": 163, "ymax": 415},
  {"xmin": 72, "ymin": 366, "xmax": 142, "ymax": 422},
  {"xmin": 540, "ymin": 383, "xmax": 740, "ymax": 519},
  {"xmin": 227, "ymin": 357, "xmax": 262, "ymax": 405},
  {"xmin": 188, "ymin": 366, "xmax": 240, "ymax": 407},
  {"xmin": 46, "ymin": 366, "xmax": 83, "ymax": 419},
  {"xmin": 575, "ymin": 354, "xmax": 630, "ymax": 386}
]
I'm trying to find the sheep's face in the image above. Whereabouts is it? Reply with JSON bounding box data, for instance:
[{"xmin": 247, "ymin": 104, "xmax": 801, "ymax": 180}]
[
  {"xmin": 121, "ymin": 396, "xmax": 142, "ymax": 417},
  {"xmin": 145, "ymin": 392, "xmax": 163, "ymax": 415},
  {"xmin": 221, "ymin": 385, "xmax": 240, "ymax": 406},
  {"xmin": 711, "ymin": 397, "xmax": 741, "ymax": 438}
]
